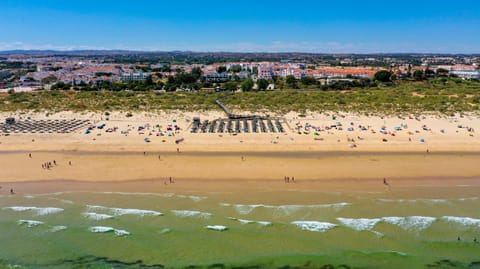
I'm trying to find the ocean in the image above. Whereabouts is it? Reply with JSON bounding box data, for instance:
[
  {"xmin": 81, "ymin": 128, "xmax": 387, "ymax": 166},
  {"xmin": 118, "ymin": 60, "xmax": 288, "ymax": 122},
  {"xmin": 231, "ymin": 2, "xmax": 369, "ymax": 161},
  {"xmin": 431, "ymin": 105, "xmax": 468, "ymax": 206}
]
[{"xmin": 1, "ymin": 186, "xmax": 479, "ymax": 269}]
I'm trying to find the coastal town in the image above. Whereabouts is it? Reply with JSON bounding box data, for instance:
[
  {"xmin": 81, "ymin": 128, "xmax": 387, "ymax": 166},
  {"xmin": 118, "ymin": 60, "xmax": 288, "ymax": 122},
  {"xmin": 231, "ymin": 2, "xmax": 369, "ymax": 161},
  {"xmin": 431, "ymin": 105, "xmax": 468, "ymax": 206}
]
[{"xmin": 1, "ymin": 52, "xmax": 479, "ymax": 93}]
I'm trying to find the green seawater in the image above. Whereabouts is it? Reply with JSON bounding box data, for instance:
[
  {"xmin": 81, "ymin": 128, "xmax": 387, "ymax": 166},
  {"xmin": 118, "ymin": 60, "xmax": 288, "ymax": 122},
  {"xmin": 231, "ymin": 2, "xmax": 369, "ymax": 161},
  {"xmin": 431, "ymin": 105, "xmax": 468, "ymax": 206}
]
[{"xmin": 0, "ymin": 187, "xmax": 480, "ymax": 269}]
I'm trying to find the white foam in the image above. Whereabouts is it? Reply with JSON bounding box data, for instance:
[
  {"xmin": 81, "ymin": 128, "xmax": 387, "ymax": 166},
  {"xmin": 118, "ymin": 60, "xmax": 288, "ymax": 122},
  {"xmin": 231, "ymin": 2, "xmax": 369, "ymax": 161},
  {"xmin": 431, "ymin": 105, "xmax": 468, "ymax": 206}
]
[
  {"xmin": 257, "ymin": 221, "xmax": 272, "ymax": 226},
  {"xmin": 188, "ymin": 196, "xmax": 207, "ymax": 202},
  {"xmin": 48, "ymin": 198, "xmax": 75, "ymax": 204},
  {"xmin": 378, "ymin": 198, "xmax": 448, "ymax": 204},
  {"xmin": 159, "ymin": 228, "xmax": 171, "ymax": 234},
  {"xmin": 97, "ymin": 192, "xmax": 205, "ymax": 201},
  {"xmin": 442, "ymin": 216, "xmax": 480, "ymax": 227},
  {"xmin": 171, "ymin": 210, "xmax": 212, "ymax": 218},
  {"xmin": 4, "ymin": 206, "xmax": 64, "ymax": 216},
  {"xmin": 18, "ymin": 220, "xmax": 44, "ymax": 228},
  {"xmin": 382, "ymin": 216, "xmax": 436, "ymax": 231},
  {"xmin": 337, "ymin": 218, "xmax": 382, "ymax": 231},
  {"xmin": 224, "ymin": 202, "xmax": 351, "ymax": 215},
  {"xmin": 34, "ymin": 192, "xmax": 68, "ymax": 197},
  {"xmin": 291, "ymin": 221, "xmax": 337, "ymax": 232},
  {"xmin": 83, "ymin": 212, "xmax": 114, "ymax": 220},
  {"xmin": 86, "ymin": 205, "xmax": 162, "ymax": 217},
  {"xmin": 89, "ymin": 226, "xmax": 130, "ymax": 236},
  {"xmin": 458, "ymin": 197, "xmax": 479, "ymax": 201},
  {"xmin": 230, "ymin": 217, "xmax": 272, "ymax": 226},
  {"xmin": 206, "ymin": 225, "xmax": 228, "ymax": 231},
  {"xmin": 51, "ymin": 226, "xmax": 67, "ymax": 232},
  {"xmin": 362, "ymin": 250, "xmax": 408, "ymax": 256}
]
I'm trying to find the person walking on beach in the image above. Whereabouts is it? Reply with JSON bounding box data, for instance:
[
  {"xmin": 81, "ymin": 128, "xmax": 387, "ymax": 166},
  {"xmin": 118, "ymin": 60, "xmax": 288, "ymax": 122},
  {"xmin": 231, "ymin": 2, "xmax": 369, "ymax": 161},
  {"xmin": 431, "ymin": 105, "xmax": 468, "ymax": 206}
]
[
  {"xmin": 53, "ymin": 160, "xmax": 56, "ymax": 166},
  {"xmin": 291, "ymin": 177, "xmax": 295, "ymax": 183},
  {"xmin": 383, "ymin": 178, "xmax": 391, "ymax": 191},
  {"xmin": 29, "ymin": 153, "xmax": 31, "ymax": 158},
  {"xmin": 10, "ymin": 189, "xmax": 15, "ymax": 195}
]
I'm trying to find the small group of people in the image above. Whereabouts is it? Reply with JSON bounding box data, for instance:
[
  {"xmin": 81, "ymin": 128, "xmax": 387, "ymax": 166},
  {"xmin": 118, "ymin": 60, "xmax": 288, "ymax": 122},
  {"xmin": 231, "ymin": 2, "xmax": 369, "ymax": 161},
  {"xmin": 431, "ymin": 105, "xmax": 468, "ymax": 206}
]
[
  {"xmin": 41, "ymin": 160, "xmax": 73, "ymax": 169},
  {"xmin": 284, "ymin": 176, "xmax": 295, "ymax": 183},
  {"xmin": 42, "ymin": 160, "xmax": 57, "ymax": 169}
]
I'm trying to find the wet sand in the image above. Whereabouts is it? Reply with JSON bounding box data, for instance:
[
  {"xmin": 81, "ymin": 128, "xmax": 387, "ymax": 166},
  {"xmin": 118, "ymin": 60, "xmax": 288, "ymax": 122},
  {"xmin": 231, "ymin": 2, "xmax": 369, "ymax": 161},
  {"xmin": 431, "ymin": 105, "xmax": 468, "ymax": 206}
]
[{"xmin": 1, "ymin": 151, "xmax": 480, "ymax": 197}]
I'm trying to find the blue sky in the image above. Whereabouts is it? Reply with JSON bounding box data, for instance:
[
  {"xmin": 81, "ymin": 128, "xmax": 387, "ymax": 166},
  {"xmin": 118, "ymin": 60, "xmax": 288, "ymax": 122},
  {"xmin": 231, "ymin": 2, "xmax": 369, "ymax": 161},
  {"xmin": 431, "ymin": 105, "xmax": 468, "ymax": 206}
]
[{"xmin": 0, "ymin": 0, "xmax": 479, "ymax": 53}]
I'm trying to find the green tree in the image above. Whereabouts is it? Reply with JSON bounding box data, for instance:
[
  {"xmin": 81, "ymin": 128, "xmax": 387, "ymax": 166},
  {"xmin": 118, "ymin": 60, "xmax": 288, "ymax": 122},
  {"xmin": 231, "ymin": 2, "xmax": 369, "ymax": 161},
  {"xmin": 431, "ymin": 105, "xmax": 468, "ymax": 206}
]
[
  {"xmin": 230, "ymin": 65, "xmax": 242, "ymax": 73},
  {"xmin": 257, "ymin": 78, "xmax": 269, "ymax": 90},
  {"xmin": 436, "ymin": 68, "xmax": 449, "ymax": 77},
  {"xmin": 41, "ymin": 75, "xmax": 57, "ymax": 84},
  {"xmin": 425, "ymin": 68, "xmax": 435, "ymax": 78},
  {"xmin": 145, "ymin": 75, "xmax": 153, "ymax": 86},
  {"xmin": 286, "ymin": 75, "xmax": 298, "ymax": 89},
  {"xmin": 374, "ymin": 70, "xmax": 392, "ymax": 82},
  {"xmin": 161, "ymin": 65, "xmax": 171, "ymax": 72},
  {"xmin": 300, "ymin": 76, "xmax": 318, "ymax": 86},
  {"xmin": 413, "ymin": 70, "xmax": 425, "ymax": 81},
  {"xmin": 216, "ymin": 66, "xmax": 227, "ymax": 73},
  {"xmin": 223, "ymin": 81, "xmax": 238, "ymax": 91},
  {"xmin": 241, "ymin": 78, "xmax": 254, "ymax": 91},
  {"xmin": 191, "ymin": 67, "xmax": 203, "ymax": 80}
]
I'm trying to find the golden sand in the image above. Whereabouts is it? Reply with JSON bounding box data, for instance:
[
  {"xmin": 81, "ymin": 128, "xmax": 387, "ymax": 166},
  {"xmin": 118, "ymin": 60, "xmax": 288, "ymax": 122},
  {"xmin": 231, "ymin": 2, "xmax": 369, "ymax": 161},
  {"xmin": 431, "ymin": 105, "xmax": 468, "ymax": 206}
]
[{"xmin": 1, "ymin": 110, "xmax": 479, "ymax": 195}]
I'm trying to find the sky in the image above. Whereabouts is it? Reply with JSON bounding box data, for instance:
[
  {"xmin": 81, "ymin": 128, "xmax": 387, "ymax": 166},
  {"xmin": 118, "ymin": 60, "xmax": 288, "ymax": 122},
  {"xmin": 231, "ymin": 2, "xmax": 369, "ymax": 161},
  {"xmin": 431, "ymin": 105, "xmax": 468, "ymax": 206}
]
[{"xmin": 0, "ymin": 0, "xmax": 479, "ymax": 53}]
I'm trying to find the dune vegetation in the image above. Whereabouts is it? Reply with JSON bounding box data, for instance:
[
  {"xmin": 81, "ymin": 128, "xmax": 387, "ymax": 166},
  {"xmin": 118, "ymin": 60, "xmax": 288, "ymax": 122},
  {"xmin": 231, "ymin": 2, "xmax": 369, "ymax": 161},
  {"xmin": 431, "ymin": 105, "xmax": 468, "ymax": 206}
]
[{"xmin": 1, "ymin": 78, "xmax": 479, "ymax": 115}]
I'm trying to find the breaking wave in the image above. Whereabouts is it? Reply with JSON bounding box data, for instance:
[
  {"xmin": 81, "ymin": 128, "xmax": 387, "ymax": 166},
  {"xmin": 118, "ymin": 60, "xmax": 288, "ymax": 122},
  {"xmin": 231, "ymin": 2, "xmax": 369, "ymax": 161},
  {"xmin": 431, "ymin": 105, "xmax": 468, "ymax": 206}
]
[
  {"xmin": 4, "ymin": 206, "xmax": 64, "ymax": 216},
  {"xmin": 382, "ymin": 216, "xmax": 436, "ymax": 231},
  {"xmin": 291, "ymin": 221, "xmax": 337, "ymax": 232},
  {"xmin": 377, "ymin": 198, "xmax": 448, "ymax": 204},
  {"xmin": 88, "ymin": 226, "xmax": 130, "ymax": 236},
  {"xmin": 18, "ymin": 220, "xmax": 44, "ymax": 228},
  {"xmin": 229, "ymin": 217, "xmax": 272, "ymax": 226},
  {"xmin": 221, "ymin": 202, "xmax": 351, "ymax": 215},
  {"xmin": 86, "ymin": 205, "xmax": 163, "ymax": 217},
  {"xmin": 96, "ymin": 192, "xmax": 206, "ymax": 201},
  {"xmin": 442, "ymin": 216, "xmax": 480, "ymax": 227},
  {"xmin": 337, "ymin": 218, "xmax": 382, "ymax": 231},
  {"xmin": 51, "ymin": 225, "xmax": 67, "ymax": 232},
  {"xmin": 83, "ymin": 212, "xmax": 114, "ymax": 220},
  {"xmin": 205, "ymin": 225, "xmax": 228, "ymax": 231},
  {"xmin": 171, "ymin": 210, "xmax": 212, "ymax": 218}
]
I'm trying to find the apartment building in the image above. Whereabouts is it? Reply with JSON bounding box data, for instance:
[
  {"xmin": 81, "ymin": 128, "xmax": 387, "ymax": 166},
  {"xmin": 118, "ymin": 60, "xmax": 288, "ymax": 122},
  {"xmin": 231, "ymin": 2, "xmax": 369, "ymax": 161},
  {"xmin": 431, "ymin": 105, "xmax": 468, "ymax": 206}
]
[{"xmin": 121, "ymin": 71, "xmax": 151, "ymax": 82}]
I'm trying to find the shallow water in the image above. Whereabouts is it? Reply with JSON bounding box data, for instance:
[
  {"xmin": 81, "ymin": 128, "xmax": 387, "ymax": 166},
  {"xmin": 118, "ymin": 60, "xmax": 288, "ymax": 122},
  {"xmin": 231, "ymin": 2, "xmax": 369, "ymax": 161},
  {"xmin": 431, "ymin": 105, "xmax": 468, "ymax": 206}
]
[{"xmin": 1, "ymin": 187, "xmax": 480, "ymax": 268}]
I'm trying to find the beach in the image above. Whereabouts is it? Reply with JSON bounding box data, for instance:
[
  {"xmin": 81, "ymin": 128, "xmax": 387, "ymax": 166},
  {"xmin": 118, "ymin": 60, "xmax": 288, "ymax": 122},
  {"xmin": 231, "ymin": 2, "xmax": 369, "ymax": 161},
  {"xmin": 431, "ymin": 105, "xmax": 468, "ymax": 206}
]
[{"xmin": 1, "ymin": 110, "xmax": 480, "ymax": 268}]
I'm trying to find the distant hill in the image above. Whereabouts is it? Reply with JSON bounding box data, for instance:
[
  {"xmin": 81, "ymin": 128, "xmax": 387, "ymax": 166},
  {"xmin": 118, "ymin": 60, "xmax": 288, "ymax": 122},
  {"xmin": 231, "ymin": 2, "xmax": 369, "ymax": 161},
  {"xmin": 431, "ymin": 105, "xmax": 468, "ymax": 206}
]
[{"xmin": 0, "ymin": 50, "xmax": 478, "ymax": 57}]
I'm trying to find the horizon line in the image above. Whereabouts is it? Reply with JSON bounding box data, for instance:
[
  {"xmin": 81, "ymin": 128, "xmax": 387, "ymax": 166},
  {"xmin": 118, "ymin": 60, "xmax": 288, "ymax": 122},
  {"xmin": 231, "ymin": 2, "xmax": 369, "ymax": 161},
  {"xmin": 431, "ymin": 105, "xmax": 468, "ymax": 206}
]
[{"xmin": 1, "ymin": 49, "xmax": 480, "ymax": 56}]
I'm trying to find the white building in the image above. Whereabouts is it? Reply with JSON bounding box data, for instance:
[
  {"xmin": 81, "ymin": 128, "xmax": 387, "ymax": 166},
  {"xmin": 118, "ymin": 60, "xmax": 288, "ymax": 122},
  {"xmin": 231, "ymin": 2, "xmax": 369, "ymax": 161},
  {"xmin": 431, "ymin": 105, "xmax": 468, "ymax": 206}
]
[
  {"xmin": 121, "ymin": 71, "xmax": 151, "ymax": 82},
  {"xmin": 450, "ymin": 70, "xmax": 480, "ymax": 79},
  {"xmin": 258, "ymin": 65, "xmax": 274, "ymax": 80},
  {"xmin": 203, "ymin": 72, "xmax": 230, "ymax": 82}
]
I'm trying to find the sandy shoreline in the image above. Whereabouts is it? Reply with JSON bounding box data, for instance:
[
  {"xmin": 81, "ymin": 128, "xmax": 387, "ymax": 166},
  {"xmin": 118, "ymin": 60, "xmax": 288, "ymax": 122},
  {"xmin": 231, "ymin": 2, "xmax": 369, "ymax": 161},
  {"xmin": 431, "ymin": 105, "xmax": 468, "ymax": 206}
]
[
  {"xmin": 1, "ymin": 110, "xmax": 480, "ymax": 196},
  {"xmin": 1, "ymin": 151, "xmax": 479, "ymax": 195}
]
